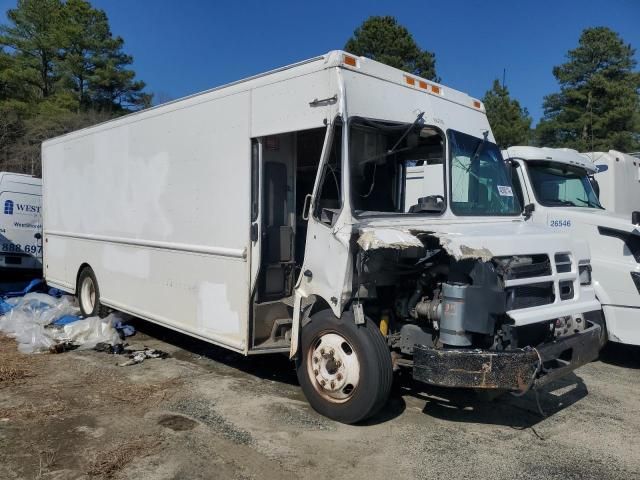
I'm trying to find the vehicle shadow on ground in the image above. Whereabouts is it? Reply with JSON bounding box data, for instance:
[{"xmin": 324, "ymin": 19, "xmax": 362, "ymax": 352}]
[
  {"xmin": 130, "ymin": 318, "xmax": 300, "ymax": 385},
  {"xmin": 129, "ymin": 317, "xmax": 408, "ymax": 425},
  {"xmin": 129, "ymin": 318, "xmax": 588, "ymax": 428},
  {"xmin": 598, "ymin": 342, "xmax": 640, "ymax": 369},
  {"xmin": 401, "ymin": 372, "xmax": 588, "ymax": 429}
]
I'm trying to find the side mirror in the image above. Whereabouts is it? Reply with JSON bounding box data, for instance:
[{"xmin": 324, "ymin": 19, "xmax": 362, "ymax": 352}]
[
  {"xmin": 302, "ymin": 193, "xmax": 313, "ymax": 221},
  {"xmin": 632, "ymin": 211, "xmax": 640, "ymax": 226},
  {"xmin": 523, "ymin": 203, "xmax": 535, "ymax": 219}
]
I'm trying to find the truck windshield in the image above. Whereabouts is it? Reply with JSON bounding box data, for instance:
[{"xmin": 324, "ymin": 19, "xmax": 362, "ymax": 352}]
[
  {"xmin": 527, "ymin": 161, "xmax": 603, "ymax": 209},
  {"xmin": 349, "ymin": 118, "xmax": 446, "ymax": 216},
  {"xmin": 449, "ymin": 130, "xmax": 521, "ymax": 216}
]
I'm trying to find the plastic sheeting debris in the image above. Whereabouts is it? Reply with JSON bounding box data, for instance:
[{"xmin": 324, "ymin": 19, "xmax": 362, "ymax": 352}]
[{"xmin": 0, "ymin": 292, "xmax": 131, "ymax": 354}]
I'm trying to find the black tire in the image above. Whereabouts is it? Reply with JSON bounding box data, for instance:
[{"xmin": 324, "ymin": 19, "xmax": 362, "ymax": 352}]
[
  {"xmin": 296, "ymin": 309, "xmax": 393, "ymax": 424},
  {"xmin": 77, "ymin": 266, "xmax": 110, "ymax": 318}
]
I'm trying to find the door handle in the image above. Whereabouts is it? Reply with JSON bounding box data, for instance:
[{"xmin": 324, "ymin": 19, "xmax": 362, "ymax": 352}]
[
  {"xmin": 302, "ymin": 193, "xmax": 312, "ymax": 221},
  {"xmin": 250, "ymin": 223, "xmax": 259, "ymax": 242}
]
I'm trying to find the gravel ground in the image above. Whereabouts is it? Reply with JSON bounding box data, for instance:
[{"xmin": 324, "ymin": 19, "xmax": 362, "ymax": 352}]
[{"xmin": 0, "ymin": 315, "xmax": 639, "ymax": 480}]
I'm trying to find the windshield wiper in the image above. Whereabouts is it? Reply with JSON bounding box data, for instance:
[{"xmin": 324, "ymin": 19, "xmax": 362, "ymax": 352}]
[
  {"xmin": 546, "ymin": 199, "xmax": 577, "ymax": 207},
  {"xmin": 575, "ymin": 197, "xmax": 604, "ymax": 209},
  {"xmin": 387, "ymin": 111, "xmax": 425, "ymax": 156}
]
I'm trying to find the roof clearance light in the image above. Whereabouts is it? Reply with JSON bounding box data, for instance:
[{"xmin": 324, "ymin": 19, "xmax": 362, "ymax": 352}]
[
  {"xmin": 473, "ymin": 100, "xmax": 482, "ymax": 109},
  {"xmin": 405, "ymin": 76, "xmax": 416, "ymax": 86},
  {"xmin": 343, "ymin": 54, "xmax": 357, "ymax": 67},
  {"xmin": 419, "ymin": 80, "xmax": 428, "ymax": 89},
  {"xmin": 431, "ymin": 85, "xmax": 441, "ymax": 95}
]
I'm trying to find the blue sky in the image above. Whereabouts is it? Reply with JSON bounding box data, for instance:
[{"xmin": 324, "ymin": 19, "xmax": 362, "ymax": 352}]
[{"xmin": 1, "ymin": 0, "xmax": 639, "ymax": 124}]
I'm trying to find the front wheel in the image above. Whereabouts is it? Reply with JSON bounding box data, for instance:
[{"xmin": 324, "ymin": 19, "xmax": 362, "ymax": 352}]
[{"xmin": 296, "ymin": 309, "xmax": 393, "ymax": 424}]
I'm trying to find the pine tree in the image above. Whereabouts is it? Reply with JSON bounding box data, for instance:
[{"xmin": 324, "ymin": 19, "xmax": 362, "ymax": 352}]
[
  {"xmin": 536, "ymin": 27, "xmax": 640, "ymax": 151},
  {"xmin": 0, "ymin": 0, "xmax": 65, "ymax": 99},
  {"xmin": 0, "ymin": 0, "xmax": 150, "ymax": 173},
  {"xmin": 345, "ymin": 16, "xmax": 438, "ymax": 81},
  {"xmin": 483, "ymin": 79, "xmax": 532, "ymax": 149},
  {"xmin": 60, "ymin": 0, "xmax": 150, "ymax": 111}
]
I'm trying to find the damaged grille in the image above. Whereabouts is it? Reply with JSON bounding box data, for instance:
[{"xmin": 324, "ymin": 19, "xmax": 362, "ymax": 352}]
[
  {"xmin": 506, "ymin": 282, "xmax": 555, "ymax": 310},
  {"xmin": 493, "ymin": 255, "xmax": 551, "ymax": 280}
]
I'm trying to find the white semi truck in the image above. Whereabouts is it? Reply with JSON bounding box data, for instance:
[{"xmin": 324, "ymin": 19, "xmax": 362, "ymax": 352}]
[
  {"xmin": 502, "ymin": 146, "xmax": 640, "ymax": 346},
  {"xmin": 42, "ymin": 51, "xmax": 602, "ymax": 423},
  {"xmin": 0, "ymin": 172, "xmax": 43, "ymax": 273},
  {"xmin": 586, "ymin": 150, "xmax": 640, "ymax": 216}
]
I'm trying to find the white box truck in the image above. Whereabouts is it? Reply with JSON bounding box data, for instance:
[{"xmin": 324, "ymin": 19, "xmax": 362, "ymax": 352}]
[
  {"xmin": 502, "ymin": 146, "xmax": 640, "ymax": 346},
  {"xmin": 586, "ymin": 150, "xmax": 640, "ymax": 216},
  {"xmin": 0, "ymin": 172, "xmax": 43, "ymax": 273},
  {"xmin": 43, "ymin": 51, "xmax": 602, "ymax": 423}
]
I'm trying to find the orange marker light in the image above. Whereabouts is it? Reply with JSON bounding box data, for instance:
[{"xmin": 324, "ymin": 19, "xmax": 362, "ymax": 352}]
[
  {"xmin": 419, "ymin": 80, "xmax": 428, "ymax": 89},
  {"xmin": 473, "ymin": 100, "xmax": 482, "ymax": 109},
  {"xmin": 343, "ymin": 55, "xmax": 357, "ymax": 67},
  {"xmin": 405, "ymin": 76, "xmax": 415, "ymax": 86},
  {"xmin": 431, "ymin": 85, "xmax": 441, "ymax": 95}
]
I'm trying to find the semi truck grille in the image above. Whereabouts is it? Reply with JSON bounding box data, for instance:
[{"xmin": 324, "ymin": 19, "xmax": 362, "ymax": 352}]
[
  {"xmin": 493, "ymin": 254, "xmax": 551, "ymax": 280},
  {"xmin": 506, "ymin": 282, "xmax": 555, "ymax": 310}
]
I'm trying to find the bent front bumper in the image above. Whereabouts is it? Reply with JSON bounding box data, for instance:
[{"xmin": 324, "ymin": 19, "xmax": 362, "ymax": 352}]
[{"xmin": 413, "ymin": 322, "xmax": 602, "ymax": 391}]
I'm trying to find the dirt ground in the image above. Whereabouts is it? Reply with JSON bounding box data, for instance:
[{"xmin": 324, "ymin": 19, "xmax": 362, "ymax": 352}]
[{"xmin": 1, "ymin": 317, "xmax": 639, "ymax": 480}]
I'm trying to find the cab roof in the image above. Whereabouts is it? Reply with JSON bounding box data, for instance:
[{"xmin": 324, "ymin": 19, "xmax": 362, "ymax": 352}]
[{"xmin": 502, "ymin": 146, "xmax": 597, "ymax": 173}]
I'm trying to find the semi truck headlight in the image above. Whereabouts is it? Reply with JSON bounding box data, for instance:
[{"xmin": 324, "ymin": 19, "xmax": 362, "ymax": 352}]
[{"xmin": 579, "ymin": 264, "xmax": 592, "ymax": 285}]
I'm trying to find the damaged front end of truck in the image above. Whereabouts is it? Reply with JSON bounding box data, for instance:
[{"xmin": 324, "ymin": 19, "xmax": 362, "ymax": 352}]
[
  {"xmin": 354, "ymin": 225, "xmax": 602, "ymax": 392},
  {"xmin": 292, "ymin": 113, "xmax": 602, "ymax": 424}
]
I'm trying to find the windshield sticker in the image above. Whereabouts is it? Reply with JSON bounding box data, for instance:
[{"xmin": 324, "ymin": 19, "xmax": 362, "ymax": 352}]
[{"xmin": 497, "ymin": 185, "xmax": 513, "ymax": 197}]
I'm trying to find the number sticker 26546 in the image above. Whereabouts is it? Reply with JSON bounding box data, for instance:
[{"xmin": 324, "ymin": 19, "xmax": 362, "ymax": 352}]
[{"xmin": 550, "ymin": 219, "xmax": 571, "ymax": 228}]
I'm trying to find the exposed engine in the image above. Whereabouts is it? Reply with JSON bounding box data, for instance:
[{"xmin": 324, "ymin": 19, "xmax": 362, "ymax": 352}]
[{"xmin": 353, "ymin": 233, "xmax": 566, "ymax": 361}]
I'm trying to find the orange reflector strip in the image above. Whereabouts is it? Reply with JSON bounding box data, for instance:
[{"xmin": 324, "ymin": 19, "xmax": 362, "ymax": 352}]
[
  {"xmin": 431, "ymin": 85, "xmax": 441, "ymax": 95},
  {"xmin": 343, "ymin": 55, "xmax": 357, "ymax": 67},
  {"xmin": 473, "ymin": 100, "xmax": 481, "ymax": 108},
  {"xmin": 418, "ymin": 80, "xmax": 428, "ymax": 89},
  {"xmin": 405, "ymin": 76, "xmax": 415, "ymax": 86}
]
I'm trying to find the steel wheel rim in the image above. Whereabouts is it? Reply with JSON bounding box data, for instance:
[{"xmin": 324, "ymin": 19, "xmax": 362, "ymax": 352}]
[
  {"xmin": 80, "ymin": 277, "xmax": 96, "ymax": 314},
  {"xmin": 307, "ymin": 331, "xmax": 360, "ymax": 403}
]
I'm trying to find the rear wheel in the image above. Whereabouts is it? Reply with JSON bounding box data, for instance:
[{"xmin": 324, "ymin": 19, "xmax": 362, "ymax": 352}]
[
  {"xmin": 77, "ymin": 267, "xmax": 110, "ymax": 318},
  {"xmin": 296, "ymin": 309, "xmax": 392, "ymax": 424}
]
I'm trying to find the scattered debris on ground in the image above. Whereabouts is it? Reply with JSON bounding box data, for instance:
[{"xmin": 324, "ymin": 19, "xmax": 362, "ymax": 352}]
[{"xmin": 0, "ymin": 291, "xmax": 138, "ymax": 355}]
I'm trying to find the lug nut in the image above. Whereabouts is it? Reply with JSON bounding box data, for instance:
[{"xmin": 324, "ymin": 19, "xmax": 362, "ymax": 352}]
[
  {"xmin": 337, "ymin": 373, "xmax": 343, "ymax": 381},
  {"xmin": 320, "ymin": 380, "xmax": 326, "ymax": 386},
  {"xmin": 320, "ymin": 348, "xmax": 325, "ymax": 355},
  {"xmin": 330, "ymin": 381, "xmax": 335, "ymax": 389},
  {"xmin": 313, "ymin": 356, "xmax": 319, "ymax": 364},
  {"xmin": 329, "ymin": 349, "xmax": 335, "ymax": 356},
  {"xmin": 314, "ymin": 369, "xmax": 319, "ymax": 376},
  {"xmin": 336, "ymin": 361, "xmax": 341, "ymax": 368}
]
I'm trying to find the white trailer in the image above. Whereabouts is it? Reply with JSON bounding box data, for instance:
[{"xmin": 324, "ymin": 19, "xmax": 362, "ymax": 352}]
[
  {"xmin": 43, "ymin": 51, "xmax": 602, "ymax": 423},
  {"xmin": 586, "ymin": 150, "xmax": 640, "ymax": 216},
  {"xmin": 0, "ymin": 172, "xmax": 43, "ymax": 273},
  {"xmin": 502, "ymin": 146, "xmax": 640, "ymax": 345}
]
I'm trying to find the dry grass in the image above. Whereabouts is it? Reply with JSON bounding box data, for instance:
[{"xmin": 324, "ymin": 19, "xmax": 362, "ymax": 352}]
[
  {"xmin": 0, "ymin": 335, "xmax": 39, "ymax": 385},
  {"xmin": 0, "ymin": 399, "xmax": 67, "ymax": 422},
  {"xmin": 86, "ymin": 437, "xmax": 162, "ymax": 478}
]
